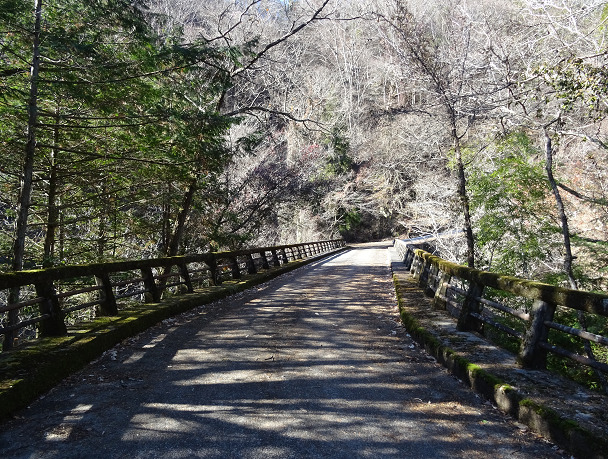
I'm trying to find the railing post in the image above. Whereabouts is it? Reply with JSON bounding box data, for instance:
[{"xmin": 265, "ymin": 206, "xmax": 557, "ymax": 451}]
[
  {"xmin": 271, "ymin": 250, "xmax": 281, "ymax": 267},
  {"xmin": 246, "ymin": 254, "xmax": 257, "ymax": 274},
  {"xmin": 417, "ymin": 257, "xmax": 431, "ymax": 288},
  {"xmin": 410, "ymin": 253, "xmax": 422, "ymax": 276},
  {"xmin": 3, "ymin": 288, "xmax": 20, "ymax": 350},
  {"xmin": 178, "ymin": 262, "xmax": 194, "ymax": 293},
  {"xmin": 424, "ymin": 263, "xmax": 440, "ymax": 297},
  {"xmin": 230, "ymin": 256, "xmax": 241, "ymax": 279},
  {"xmin": 141, "ymin": 267, "xmax": 161, "ymax": 303},
  {"xmin": 295, "ymin": 245, "xmax": 302, "ymax": 259},
  {"xmin": 279, "ymin": 248, "xmax": 288, "ymax": 264},
  {"xmin": 35, "ymin": 280, "xmax": 67, "ymax": 337},
  {"xmin": 411, "ymin": 253, "xmax": 424, "ymax": 281},
  {"xmin": 457, "ymin": 281, "xmax": 485, "ymax": 332},
  {"xmin": 207, "ymin": 256, "xmax": 221, "ymax": 285},
  {"xmin": 519, "ymin": 299, "xmax": 556, "ymax": 369},
  {"xmin": 403, "ymin": 247, "xmax": 415, "ymax": 270},
  {"xmin": 95, "ymin": 273, "xmax": 118, "ymax": 316},
  {"xmin": 433, "ymin": 272, "xmax": 452, "ymax": 310},
  {"xmin": 259, "ymin": 251, "xmax": 270, "ymax": 270}
]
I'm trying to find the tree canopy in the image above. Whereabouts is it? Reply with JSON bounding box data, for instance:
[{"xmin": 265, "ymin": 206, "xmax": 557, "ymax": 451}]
[{"xmin": 1, "ymin": 0, "xmax": 608, "ymax": 294}]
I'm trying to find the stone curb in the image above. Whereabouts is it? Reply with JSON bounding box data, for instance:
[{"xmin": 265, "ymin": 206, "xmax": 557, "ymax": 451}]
[
  {"xmin": 0, "ymin": 248, "xmax": 348, "ymax": 421},
  {"xmin": 391, "ymin": 272, "xmax": 607, "ymax": 459}
]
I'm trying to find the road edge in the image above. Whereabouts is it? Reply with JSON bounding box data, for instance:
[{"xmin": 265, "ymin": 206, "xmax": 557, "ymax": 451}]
[
  {"xmin": 0, "ymin": 247, "xmax": 349, "ymax": 422},
  {"xmin": 390, "ymin": 271, "xmax": 607, "ymax": 459}
]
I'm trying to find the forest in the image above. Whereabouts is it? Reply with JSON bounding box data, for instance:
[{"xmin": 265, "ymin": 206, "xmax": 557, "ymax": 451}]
[{"xmin": 1, "ymin": 0, "xmax": 608, "ymax": 292}]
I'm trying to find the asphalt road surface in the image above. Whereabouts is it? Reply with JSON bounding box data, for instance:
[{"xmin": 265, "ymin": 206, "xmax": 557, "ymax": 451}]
[{"xmin": 0, "ymin": 243, "xmax": 567, "ymax": 458}]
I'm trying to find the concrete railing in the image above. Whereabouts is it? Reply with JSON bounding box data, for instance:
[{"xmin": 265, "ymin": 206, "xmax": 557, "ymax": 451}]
[
  {"xmin": 394, "ymin": 238, "xmax": 608, "ymax": 374},
  {"xmin": 0, "ymin": 239, "xmax": 345, "ymax": 351}
]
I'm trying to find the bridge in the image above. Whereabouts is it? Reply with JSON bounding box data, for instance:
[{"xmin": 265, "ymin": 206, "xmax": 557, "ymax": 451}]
[{"xmin": 0, "ymin": 241, "xmax": 606, "ymax": 458}]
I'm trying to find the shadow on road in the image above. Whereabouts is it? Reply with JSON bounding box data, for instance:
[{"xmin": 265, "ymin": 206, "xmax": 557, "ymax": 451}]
[{"xmin": 0, "ymin": 245, "xmax": 564, "ymax": 458}]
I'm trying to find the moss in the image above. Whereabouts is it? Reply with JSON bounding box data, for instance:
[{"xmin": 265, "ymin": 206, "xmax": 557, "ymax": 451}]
[
  {"xmin": 392, "ymin": 269, "xmax": 608, "ymax": 458},
  {"xmin": 0, "ymin": 249, "xmax": 347, "ymax": 421},
  {"xmin": 468, "ymin": 364, "xmax": 503, "ymax": 388},
  {"xmin": 519, "ymin": 398, "xmax": 584, "ymax": 436},
  {"xmin": 520, "ymin": 399, "xmax": 564, "ymax": 422},
  {"xmin": 467, "ymin": 362, "xmax": 482, "ymax": 374},
  {"xmin": 497, "ymin": 383, "xmax": 514, "ymax": 393},
  {"xmin": 453, "ymin": 354, "xmax": 470, "ymax": 367}
]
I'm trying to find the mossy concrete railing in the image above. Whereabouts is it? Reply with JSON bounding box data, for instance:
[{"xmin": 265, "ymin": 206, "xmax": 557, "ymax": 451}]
[
  {"xmin": 0, "ymin": 239, "xmax": 345, "ymax": 352},
  {"xmin": 394, "ymin": 239, "xmax": 608, "ymax": 373},
  {"xmin": 0, "ymin": 240, "xmax": 347, "ymax": 421}
]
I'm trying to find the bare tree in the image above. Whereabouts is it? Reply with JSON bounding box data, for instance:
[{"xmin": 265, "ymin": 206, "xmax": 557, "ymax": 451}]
[
  {"xmin": 377, "ymin": 0, "xmax": 515, "ymax": 266},
  {"xmin": 141, "ymin": 0, "xmax": 335, "ymax": 253}
]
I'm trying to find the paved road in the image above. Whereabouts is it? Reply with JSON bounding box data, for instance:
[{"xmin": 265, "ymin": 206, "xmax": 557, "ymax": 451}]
[{"xmin": 0, "ymin": 243, "xmax": 566, "ymax": 458}]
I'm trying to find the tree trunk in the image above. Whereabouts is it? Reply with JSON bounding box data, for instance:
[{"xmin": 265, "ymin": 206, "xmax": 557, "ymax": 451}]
[
  {"xmin": 162, "ymin": 183, "xmax": 172, "ymax": 253},
  {"xmin": 166, "ymin": 177, "xmax": 198, "ymax": 257},
  {"xmin": 544, "ymin": 132, "xmax": 576, "ymax": 289},
  {"xmin": 453, "ymin": 130, "xmax": 475, "ymax": 268},
  {"xmin": 5, "ymin": 0, "xmax": 43, "ymax": 350},
  {"xmin": 156, "ymin": 178, "xmax": 198, "ymax": 295},
  {"xmin": 12, "ymin": 0, "xmax": 43, "ymax": 273},
  {"xmin": 43, "ymin": 108, "xmax": 61, "ymax": 267},
  {"xmin": 97, "ymin": 183, "xmax": 109, "ymax": 258},
  {"xmin": 544, "ymin": 131, "xmax": 607, "ymax": 393}
]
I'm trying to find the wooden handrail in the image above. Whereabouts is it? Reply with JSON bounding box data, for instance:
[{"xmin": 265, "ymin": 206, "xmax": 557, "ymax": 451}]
[
  {"xmin": 394, "ymin": 238, "xmax": 608, "ymax": 374},
  {"xmin": 0, "ymin": 239, "xmax": 345, "ymax": 351}
]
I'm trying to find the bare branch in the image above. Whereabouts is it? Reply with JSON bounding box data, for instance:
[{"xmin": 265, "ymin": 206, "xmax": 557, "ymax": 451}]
[{"xmin": 232, "ymin": 0, "xmax": 331, "ymax": 78}]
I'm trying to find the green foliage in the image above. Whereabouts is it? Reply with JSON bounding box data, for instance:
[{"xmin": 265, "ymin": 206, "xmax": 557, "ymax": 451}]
[
  {"xmin": 339, "ymin": 209, "xmax": 361, "ymax": 233},
  {"xmin": 446, "ymin": 146, "xmax": 476, "ymax": 172},
  {"xmin": 480, "ymin": 291, "xmax": 530, "ymax": 355},
  {"xmin": 545, "ymin": 307, "xmax": 608, "ymax": 392},
  {"xmin": 538, "ymin": 57, "xmax": 608, "ymax": 117},
  {"xmin": 0, "ymin": 0, "xmax": 242, "ymax": 266},
  {"xmin": 323, "ymin": 127, "xmax": 354, "ymax": 177},
  {"xmin": 469, "ymin": 132, "xmax": 558, "ymax": 277}
]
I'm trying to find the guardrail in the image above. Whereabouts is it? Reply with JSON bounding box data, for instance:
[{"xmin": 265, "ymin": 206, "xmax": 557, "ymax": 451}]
[
  {"xmin": 0, "ymin": 239, "xmax": 345, "ymax": 351},
  {"xmin": 394, "ymin": 239, "xmax": 608, "ymax": 374}
]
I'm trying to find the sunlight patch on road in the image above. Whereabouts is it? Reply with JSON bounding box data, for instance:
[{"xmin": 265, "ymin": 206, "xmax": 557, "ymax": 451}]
[
  {"xmin": 44, "ymin": 404, "xmax": 93, "ymax": 442},
  {"xmin": 170, "ymin": 369, "xmax": 286, "ymax": 385},
  {"xmin": 122, "ymin": 351, "xmax": 145, "ymax": 365},
  {"xmin": 141, "ymin": 333, "xmax": 168, "ymax": 349}
]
